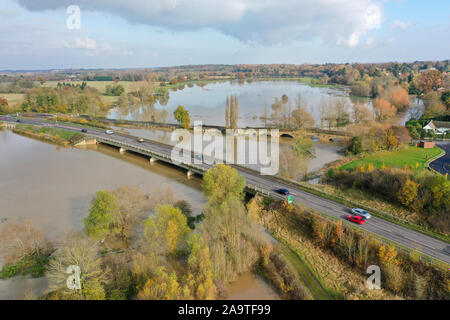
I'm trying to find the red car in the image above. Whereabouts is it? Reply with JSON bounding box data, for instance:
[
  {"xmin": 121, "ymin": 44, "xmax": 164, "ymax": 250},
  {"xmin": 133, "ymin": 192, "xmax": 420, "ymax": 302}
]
[{"xmin": 347, "ymin": 214, "xmax": 366, "ymax": 225}]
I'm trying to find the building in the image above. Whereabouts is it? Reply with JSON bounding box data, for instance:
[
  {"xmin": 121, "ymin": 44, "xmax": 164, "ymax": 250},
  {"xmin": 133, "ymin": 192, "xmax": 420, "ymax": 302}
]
[
  {"xmin": 422, "ymin": 120, "xmax": 450, "ymax": 135},
  {"xmin": 418, "ymin": 141, "xmax": 435, "ymax": 148}
]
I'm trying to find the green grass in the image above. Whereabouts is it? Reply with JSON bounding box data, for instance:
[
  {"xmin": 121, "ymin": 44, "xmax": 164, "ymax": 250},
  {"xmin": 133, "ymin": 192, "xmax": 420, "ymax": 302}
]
[
  {"xmin": 340, "ymin": 146, "xmax": 443, "ymax": 171},
  {"xmin": 276, "ymin": 239, "xmax": 336, "ymax": 300},
  {"xmin": 18, "ymin": 124, "xmax": 78, "ymax": 140},
  {"xmin": 0, "ymin": 255, "xmax": 50, "ymax": 279}
]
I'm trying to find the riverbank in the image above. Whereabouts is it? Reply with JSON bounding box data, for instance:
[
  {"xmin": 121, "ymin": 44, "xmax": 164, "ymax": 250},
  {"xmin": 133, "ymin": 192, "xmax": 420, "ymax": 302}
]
[{"xmin": 13, "ymin": 124, "xmax": 82, "ymax": 147}]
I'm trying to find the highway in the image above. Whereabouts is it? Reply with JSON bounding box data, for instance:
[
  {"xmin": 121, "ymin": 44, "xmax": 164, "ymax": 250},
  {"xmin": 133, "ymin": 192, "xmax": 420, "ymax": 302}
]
[{"xmin": 3, "ymin": 116, "xmax": 450, "ymax": 264}]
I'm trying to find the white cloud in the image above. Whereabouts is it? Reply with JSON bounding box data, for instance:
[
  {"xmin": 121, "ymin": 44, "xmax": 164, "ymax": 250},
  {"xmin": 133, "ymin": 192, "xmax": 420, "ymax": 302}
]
[
  {"xmin": 390, "ymin": 20, "xmax": 410, "ymax": 30},
  {"xmin": 15, "ymin": 0, "xmax": 384, "ymax": 46},
  {"xmin": 61, "ymin": 37, "xmax": 97, "ymax": 50}
]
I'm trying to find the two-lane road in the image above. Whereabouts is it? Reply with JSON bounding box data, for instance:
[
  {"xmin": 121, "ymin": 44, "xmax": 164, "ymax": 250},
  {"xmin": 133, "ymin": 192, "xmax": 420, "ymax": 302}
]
[{"xmin": 5, "ymin": 117, "xmax": 450, "ymax": 264}]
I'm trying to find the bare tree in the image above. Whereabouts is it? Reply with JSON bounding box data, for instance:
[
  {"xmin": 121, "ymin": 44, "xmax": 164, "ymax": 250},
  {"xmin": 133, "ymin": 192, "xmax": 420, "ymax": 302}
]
[{"xmin": 0, "ymin": 219, "xmax": 52, "ymax": 264}]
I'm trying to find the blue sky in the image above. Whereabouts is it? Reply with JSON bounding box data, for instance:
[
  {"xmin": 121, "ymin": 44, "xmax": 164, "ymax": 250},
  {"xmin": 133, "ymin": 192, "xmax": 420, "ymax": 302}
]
[{"xmin": 0, "ymin": 0, "xmax": 449, "ymax": 70}]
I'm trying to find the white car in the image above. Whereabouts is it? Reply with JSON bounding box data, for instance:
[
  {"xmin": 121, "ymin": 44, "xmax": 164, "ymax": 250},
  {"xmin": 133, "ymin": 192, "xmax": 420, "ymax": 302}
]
[
  {"xmin": 351, "ymin": 208, "xmax": 372, "ymax": 219},
  {"xmin": 106, "ymin": 130, "xmax": 114, "ymax": 135}
]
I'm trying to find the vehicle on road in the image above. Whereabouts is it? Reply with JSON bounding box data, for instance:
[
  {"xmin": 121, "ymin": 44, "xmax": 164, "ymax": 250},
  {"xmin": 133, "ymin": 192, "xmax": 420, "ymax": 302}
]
[
  {"xmin": 15, "ymin": 119, "xmax": 21, "ymax": 122},
  {"xmin": 106, "ymin": 130, "xmax": 114, "ymax": 135},
  {"xmin": 137, "ymin": 138, "xmax": 145, "ymax": 143},
  {"xmin": 81, "ymin": 128, "xmax": 88, "ymax": 133},
  {"xmin": 276, "ymin": 188, "xmax": 290, "ymax": 195},
  {"xmin": 347, "ymin": 214, "xmax": 366, "ymax": 225},
  {"xmin": 352, "ymin": 208, "xmax": 372, "ymax": 219}
]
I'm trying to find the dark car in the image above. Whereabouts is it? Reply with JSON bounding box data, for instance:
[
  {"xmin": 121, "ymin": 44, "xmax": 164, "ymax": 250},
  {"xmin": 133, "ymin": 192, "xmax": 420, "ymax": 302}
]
[
  {"xmin": 81, "ymin": 128, "xmax": 88, "ymax": 133},
  {"xmin": 15, "ymin": 119, "xmax": 21, "ymax": 122},
  {"xmin": 347, "ymin": 215, "xmax": 366, "ymax": 225},
  {"xmin": 277, "ymin": 188, "xmax": 290, "ymax": 195}
]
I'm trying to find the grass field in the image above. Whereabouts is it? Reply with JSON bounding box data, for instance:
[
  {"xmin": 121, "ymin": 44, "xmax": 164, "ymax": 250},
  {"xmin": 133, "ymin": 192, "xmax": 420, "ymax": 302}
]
[
  {"xmin": 340, "ymin": 146, "xmax": 443, "ymax": 171},
  {"xmin": 0, "ymin": 93, "xmax": 25, "ymax": 105},
  {"xmin": 19, "ymin": 124, "xmax": 78, "ymax": 140},
  {"xmin": 41, "ymin": 80, "xmax": 142, "ymax": 93}
]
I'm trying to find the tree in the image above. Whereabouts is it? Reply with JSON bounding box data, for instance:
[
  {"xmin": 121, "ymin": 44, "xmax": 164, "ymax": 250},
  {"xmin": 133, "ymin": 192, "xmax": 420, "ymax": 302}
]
[
  {"xmin": 84, "ymin": 191, "xmax": 117, "ymax": 241},
  {"xmin": 202, "ymin": 197, "xmax": 260, "ymax": 282},
  {"xmin": 291, "ymin": 108, "xmax": 315, "ymax": 129},
  {"xmin": 418, "ymin": 70, "xmax": 444, "ymax": 93},
  {"xmin": 373, "ymin": 98, "xmax": 397, "ymax": 120},
  {"xmin": 347, "ymin": 136, "xmax": 363, "ymax": 154},
  {"xmin": 384, "ymin": 127, "xmax": 399, "ymax": 150},
  {"xmin": 186, "ymin": 233, "xmax": 216, "ymax": 299},
  {"xmin": 388, "ymin": 86, "xmax": 410, "ymax": 111},
  {"xmin": 441, "ymin": 90, "xmax": 450, "ymax": 109},
  {"xmin": 110, "ymin": 186, "xmax": 146, "ymax": 245},
  {"xmin": 173, "ymin": 105, "xmax": 190, "ymax": 129},
  {"xmin": 225, "ymin": 96, "xmax": 230, "ymax": 128},
  {"xmin": 202, "ymin": 164, "xmax": 246, "ymax": 205},
  {"xmin": 229, "ymin": 95, "xmax": 239, "ymax": 129},
  {"xmin": 46, "ymin": 234, "xmax": 107, "ymax": 300},
  {"xmin": 397, "ymin": 179, "xmax": 419, "ymax": 207},
  {"xmin": 0, "ymin": 219, "xmax": 52, "ymax": 264},
  {"xmin": 144, "ymin": 205, "xmax": 190, "ymax": 255},
  {"xmin": 292, "ymin": 131, "xmax": 315, "ymax": 158},
  {"xmin": 352, "ymin": 103, "xmax": 373, "ymax": 123},
  {"xmin": 137, "ymin": 267, "xmax": 185, "ymax": 300}
]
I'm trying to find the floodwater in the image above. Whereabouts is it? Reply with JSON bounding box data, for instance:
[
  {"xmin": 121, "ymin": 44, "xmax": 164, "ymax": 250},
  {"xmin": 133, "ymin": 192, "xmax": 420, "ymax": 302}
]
[
  {"xmin": 0, "ymin": 129, "xmax": 206, "ymax": 240},
  {"xmin": 108, "ymin": 80, "xmax": 370, "ymax": 127},
  {"xmin": 226, "ymin": 273, "xmax": 280, "ymax": 300},
  {"xmin": 0, "ymin": 129, "xmax": 280, "ymax": 300}
]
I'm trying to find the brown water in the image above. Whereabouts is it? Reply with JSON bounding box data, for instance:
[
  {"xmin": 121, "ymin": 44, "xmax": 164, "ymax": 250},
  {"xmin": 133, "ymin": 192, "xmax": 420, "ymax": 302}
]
[
  {"xmin": 226, "ymin": 273, "xmax": 280, "ymax": 300},
  {"xmin": 0, "ymin": 129, "xmax": 280, "ymax": 300},
  {"xmin": 0, "ymin": 129, "xmax": 206, "ymax": 240}
]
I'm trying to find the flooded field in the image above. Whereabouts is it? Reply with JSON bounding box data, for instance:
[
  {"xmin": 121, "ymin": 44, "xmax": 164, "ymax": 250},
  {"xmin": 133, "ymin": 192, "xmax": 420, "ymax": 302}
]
[{"xmin": 108, "ymin": 80, "xmax": 371, "ymax": 127}]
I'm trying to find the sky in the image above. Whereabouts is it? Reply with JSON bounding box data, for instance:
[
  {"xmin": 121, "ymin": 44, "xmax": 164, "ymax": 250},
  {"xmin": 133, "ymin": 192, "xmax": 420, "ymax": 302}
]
[{"xmin": 0, "ymin": 0, "xmax": 449, "ymax": 70}]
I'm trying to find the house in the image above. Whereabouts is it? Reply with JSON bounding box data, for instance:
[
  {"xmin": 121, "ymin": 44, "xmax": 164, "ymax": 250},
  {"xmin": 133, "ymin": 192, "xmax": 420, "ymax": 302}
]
[
  {"xmin": 422, "ymin": 120, "xmax": 450, "ymax": 135},
  {"xmin": 418, "ymin": 141, "xmax": 435, "ymax": 148}
]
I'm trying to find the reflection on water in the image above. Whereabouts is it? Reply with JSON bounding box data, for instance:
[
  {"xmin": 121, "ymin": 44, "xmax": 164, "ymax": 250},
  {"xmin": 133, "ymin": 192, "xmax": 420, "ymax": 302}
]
[
  {"xmin": 225, "ymin": 273, "xmax": 280, "ymax": 300},
  {"xmin": 108, "ymin": 81, "xmax": 371, "ymax": 127}
]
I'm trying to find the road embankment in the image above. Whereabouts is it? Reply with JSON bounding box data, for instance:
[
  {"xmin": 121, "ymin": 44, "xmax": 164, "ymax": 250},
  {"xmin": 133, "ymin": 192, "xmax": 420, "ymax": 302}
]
[{"xmin": 13, "ymin": 124, "xmax": 84, "ymax": 147}]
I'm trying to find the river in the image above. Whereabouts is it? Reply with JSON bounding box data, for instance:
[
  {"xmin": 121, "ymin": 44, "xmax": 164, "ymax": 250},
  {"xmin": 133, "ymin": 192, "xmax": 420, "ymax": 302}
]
[{"xmin": 0, "ymin": 129, "xmax": 280, "ymax": 300}]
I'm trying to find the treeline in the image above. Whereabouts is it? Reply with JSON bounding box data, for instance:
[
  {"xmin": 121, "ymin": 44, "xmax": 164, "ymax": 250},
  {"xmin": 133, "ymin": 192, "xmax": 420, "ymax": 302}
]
[
  {"xmin": 252, "ymin": 197, "xmax": 449, "ymax": 299},
  {"xmin": 327, "ymin": 168, "xmax": 450, "ymax": 233},
  {"xmin": 346, "ymin": 124, "xmax": 411, "ymax": 155},
  {"xmin": 0, "ymin": 79, "xmax": 36, "ymax": 93},
  {"xmin": 21, "ymin": 85, "xmax": 107, "ymax": 114}
]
